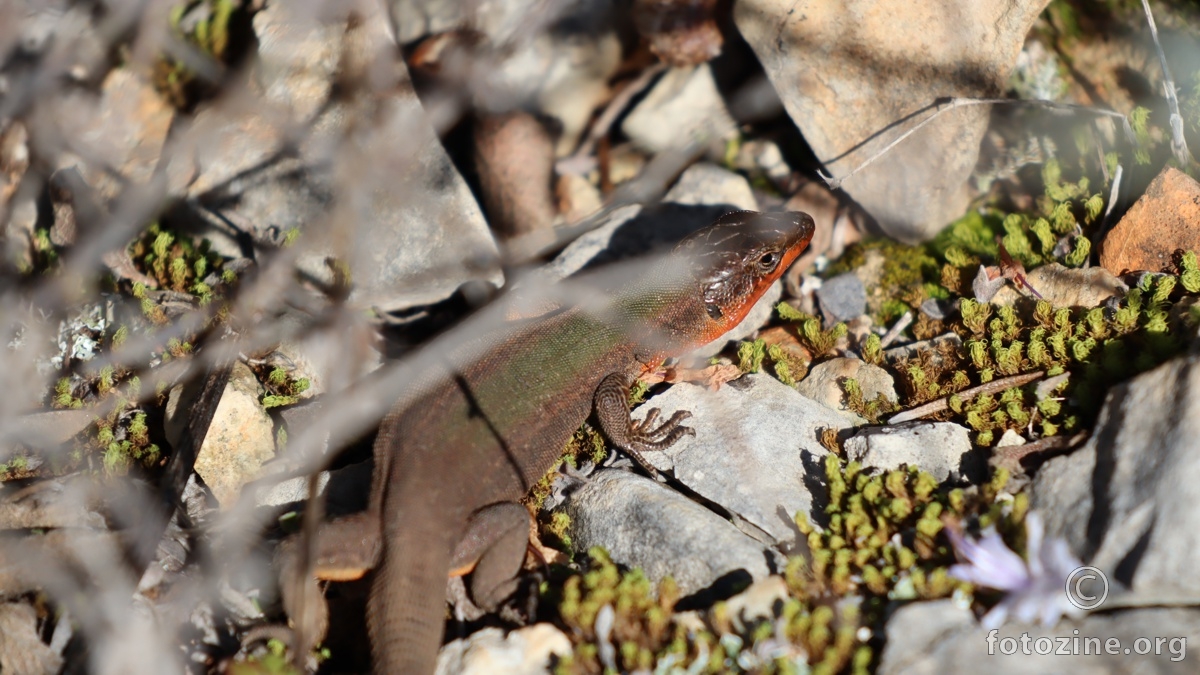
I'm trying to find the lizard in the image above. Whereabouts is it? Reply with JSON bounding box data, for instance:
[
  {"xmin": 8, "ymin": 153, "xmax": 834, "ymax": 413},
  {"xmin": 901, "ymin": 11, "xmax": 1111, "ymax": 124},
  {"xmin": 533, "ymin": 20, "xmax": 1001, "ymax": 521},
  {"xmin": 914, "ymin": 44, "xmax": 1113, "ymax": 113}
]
[{"xmin": 280, "ymin": 209, "xmax": 815, "ymax": 673}]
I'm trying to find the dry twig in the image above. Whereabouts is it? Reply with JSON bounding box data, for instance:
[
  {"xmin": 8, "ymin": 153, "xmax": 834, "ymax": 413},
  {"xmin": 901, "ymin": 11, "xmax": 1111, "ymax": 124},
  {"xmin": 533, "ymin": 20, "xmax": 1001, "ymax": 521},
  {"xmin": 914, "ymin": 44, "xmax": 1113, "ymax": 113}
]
[
  {"xmin": 819, "ymin": 98, "xmax": 1136, "ymax": 191},
  {"xmin": 888, "ymin": 370, "xmax": 1045, "ymax": 424}
]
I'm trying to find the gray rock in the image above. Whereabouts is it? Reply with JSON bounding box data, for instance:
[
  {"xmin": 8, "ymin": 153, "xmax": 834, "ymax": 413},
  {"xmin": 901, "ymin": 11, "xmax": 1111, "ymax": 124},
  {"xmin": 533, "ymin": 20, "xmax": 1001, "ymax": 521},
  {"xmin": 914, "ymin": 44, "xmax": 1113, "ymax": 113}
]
[
  {"xmin": 44, "ymin": 69, "xmax": 175, "ymax": 200},
  {"xmin": 561, "ymin": 470, "xmax": 778, "ymax": 596},
  {"xmin": 816, "ymin": 273, "xmax": 867, "ymax": 323},
  {"xmin": 184, "ymin": 3, "xmax": 502, "ymax": 312},
  {"xmin": 391, "ymin": 0, "xmax": 465, "ymax": 43},
  {"xmin": 991, "ymin": 264, "xmax": 1126, "ymax": 309},
  {"xmin": 734, "ymin": 0, "xmax": 1050, "ymax": 242},
  {"xmin": 844, "ymin": 422, "xmax": 980, "ymax": 483},
  {"xmin": 1032, "ymin": 355, "xmax": 1200, "ymax": 600},
  {"xmin": 6, "ymin": 409, "xmax": 94, "ymax": 452},
  {"xmin": 541, "ymin": 204, "xmax": 646, "ymax": 280},
  {"xmin": 622, "ymin": 64, "xmax": 737, "ymax": 154},
  {"xmin": 879, "ymin": 599, "xmax": 1197, "ymax": 674},
  {"xmin": 996, "ymin": 429, "xmax": 1027, "ymax": 448},
  {"xmin": 435, "ymin": 624, "xmax": 570, "ymax": 675},
  {"xmin": 795, "ymin": 357, "xmax": 897, "ymax": 422},
  {"xmin": 254, "ymin": 471, "xmax": 328, "ymax": 510},
  {"xmin": 664, "ymin": 163, "xmax": 758, "ymax": 211},
  {"xmin": 635, "ymin": 373, "xmax": 858, "ymax": 547},
  {"xmin": 974, "ymin": 265, "xmax": 1008, "ymax": 303}
]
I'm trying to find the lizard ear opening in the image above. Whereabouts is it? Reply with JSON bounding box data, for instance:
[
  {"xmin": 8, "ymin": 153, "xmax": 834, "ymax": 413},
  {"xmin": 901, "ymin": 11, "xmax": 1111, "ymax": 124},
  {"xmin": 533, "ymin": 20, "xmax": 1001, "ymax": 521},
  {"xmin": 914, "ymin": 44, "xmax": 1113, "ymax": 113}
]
[{"xmin": 705, "ymin": 303, "xmax": 723, "ymax": 320}]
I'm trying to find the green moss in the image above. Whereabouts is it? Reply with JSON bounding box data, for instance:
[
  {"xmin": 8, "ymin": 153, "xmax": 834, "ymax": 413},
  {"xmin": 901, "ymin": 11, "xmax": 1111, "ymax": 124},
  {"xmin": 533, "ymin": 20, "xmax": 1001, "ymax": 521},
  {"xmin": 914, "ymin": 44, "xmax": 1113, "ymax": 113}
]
[
  {"xmin": 841, "ymin": 377, "xmax": 898, "ymax": 424},
  {"xmin": 530, "ymin": 424, "xmax": 608, "ymax": 510},
  {"xmin": 554, "ymin": 548, "xmax": 680, "ymax": 674},
  {"xmin": 156, "ymin": 0, "xmax": 249, "ymax": 108},
  {"xmin": 766, "ymin": 343, "xmax": 802, "ymax": 386},
  {"xmin": 778, "ymin": 456, "xmax": 1017, "ymax": 672},
  {"xmin": 258, "ymin": 366, "xmax": 310, "ymax": 409},
  {"xmin": 776, "ymin": 313, "xmax": 847, "ymax": 356},
  {"xmin": 738, "ymin": 338, "xmax": 767, "ymax": 374},
  {"xmin": 128, "ymin": 222, "xmax": 226, "ymax": 297},
  {"xmin": 889, "ymin": 248, "xmax": 1200, "ymax": 445},
  {"xmin": 552, "ymin": 545, "xmax": 867, "ymax": 674},
  {"xmin": 53, "ymin": 377, "xmax": 83, "ymax": 409},
  {"xmin": 227, "ymin": 637, "xmax": 307, "ymax": 675}
]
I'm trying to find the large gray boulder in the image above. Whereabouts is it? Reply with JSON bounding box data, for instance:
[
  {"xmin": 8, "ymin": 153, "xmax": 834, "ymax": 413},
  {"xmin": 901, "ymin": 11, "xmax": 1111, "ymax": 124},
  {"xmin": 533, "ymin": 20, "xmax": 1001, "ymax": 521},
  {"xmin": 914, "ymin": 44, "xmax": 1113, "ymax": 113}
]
[{"xmin": 734, "ymin": 0, "xmax": 1051, "ymax": 242}]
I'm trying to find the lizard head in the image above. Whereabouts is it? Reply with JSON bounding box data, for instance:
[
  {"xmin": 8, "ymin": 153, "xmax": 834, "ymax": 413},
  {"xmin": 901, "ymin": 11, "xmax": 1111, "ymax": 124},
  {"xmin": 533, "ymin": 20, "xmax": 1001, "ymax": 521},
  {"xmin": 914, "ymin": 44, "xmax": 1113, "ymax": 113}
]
[{"xmin": 673, "ymin": 209, "xmax": 815, "ymax": 345}]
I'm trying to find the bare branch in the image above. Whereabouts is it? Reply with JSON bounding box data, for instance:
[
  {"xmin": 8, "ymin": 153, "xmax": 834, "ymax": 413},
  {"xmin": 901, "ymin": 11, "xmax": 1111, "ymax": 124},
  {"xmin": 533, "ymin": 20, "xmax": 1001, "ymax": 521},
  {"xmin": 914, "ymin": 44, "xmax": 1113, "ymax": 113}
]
[
  {"xmin": 1140, "ymin": 0, "xmax": 1193, "ymax": 166},
  {"xmin": 821, "ymin": 98, "xmax": 1136, "ymax": 191},
  {"xmin": 888, "ymin": 370, "xmax": 1045, "ymax": 425}
]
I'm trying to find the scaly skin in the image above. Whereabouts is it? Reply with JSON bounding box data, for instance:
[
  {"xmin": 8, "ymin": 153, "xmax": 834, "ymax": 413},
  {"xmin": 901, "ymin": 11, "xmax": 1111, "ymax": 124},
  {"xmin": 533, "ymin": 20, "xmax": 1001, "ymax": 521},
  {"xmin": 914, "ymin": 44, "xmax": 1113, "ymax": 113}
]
[{"xmin": 302, "ymin": 210, "xmax": 814, "ymax": 673}]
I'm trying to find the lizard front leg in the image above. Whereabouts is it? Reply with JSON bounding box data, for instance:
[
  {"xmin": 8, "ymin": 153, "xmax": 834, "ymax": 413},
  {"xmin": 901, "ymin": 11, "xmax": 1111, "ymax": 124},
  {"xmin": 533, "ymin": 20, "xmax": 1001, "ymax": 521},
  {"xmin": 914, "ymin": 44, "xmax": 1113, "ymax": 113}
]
[{"xmin": 593, "ymin": 371, "xmax": 695, "ymax": 480}]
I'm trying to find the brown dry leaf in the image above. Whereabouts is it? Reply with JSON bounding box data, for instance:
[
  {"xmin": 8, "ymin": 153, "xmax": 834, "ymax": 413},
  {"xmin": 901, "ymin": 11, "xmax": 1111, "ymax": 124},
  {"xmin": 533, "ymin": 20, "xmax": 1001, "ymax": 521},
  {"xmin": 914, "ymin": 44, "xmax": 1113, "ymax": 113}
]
[
  {"xmin": 660, "ymin": 363, "xmax": 742, "ymax": 390},
  {"xmin": 102, "ymin": 249, "xmax": 159, "ymax": 288},
  {"xmin": 527, "ymin": 511, "xmax": 568, "ymax": 568}
]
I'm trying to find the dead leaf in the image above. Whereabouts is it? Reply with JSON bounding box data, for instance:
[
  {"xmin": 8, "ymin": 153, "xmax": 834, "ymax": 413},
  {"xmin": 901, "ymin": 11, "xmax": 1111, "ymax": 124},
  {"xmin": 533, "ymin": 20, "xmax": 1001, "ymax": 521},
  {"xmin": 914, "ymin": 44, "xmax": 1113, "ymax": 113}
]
[
  {"xmin": 972, "ymin": 264, "xmax": 1006, "ymax": 303},
  {"xmin": 659, "ymin": 363, "xmax": 741, "ymax": 390}
]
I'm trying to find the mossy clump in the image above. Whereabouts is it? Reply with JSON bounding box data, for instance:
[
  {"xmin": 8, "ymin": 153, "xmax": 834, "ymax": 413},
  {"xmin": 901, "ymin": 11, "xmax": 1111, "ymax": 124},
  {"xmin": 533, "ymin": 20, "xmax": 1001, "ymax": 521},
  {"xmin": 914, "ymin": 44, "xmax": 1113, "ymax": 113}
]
[
  {"xmin": 553, "ymin": 548, "xmax": 680, "ymax": 674},
  {"xmin": 824, "ymin": 241, "xmax": 941, "ymax": 325},
  {"xmin": 776, "ymin": 304, "xmax": 848, "ymax": 356},
  {"xmin": 737, "ymin": 338, "xmax": 767, "ymax": 374},
  {"xmin": 792, "ymin": 456, "xmax": 969, "ymax": 605},
  {"xmin": 47, "ymin": 335, "xmax": 160, "ymax": 478},
  {"xmin": 841, "ymin": 377, "xmax": 899, "ymax": 425},
  {"xmin": 22, "ymin": 226, "xmax": 61, "ymax": 275},
  {"xmin": 128, "ymin": 222, "xmax": 226, "ymax": 302},
  {"xmin": 529, "ymin": 424, "xmax": 608, "ymax": 510},
  {"xmin": 227, "ymin": 637, "xmax": 309, "ymax": 675},
  {"xmin": 96, "ymin": 410, "xmax": 161, "ymax": 475},
  {"xmin": 553, "ymin": 547, "xmax": 867, "ymax": 675},
  {"xmin": 783, "ymin": 457, "xmax": 1027, "ymax": 670},
  {"xmin": 258, "ymin": 366, "xmax": 311, "ymax": 409},
  {"xmin": 0, "ymin": 455, "xmax": 36, "ymax": 482},
  {"xmin": 155, "ymin": 0, "xmax": 251, "ymax": 108},
  {"xmin": 895, "ymin": 256, "xmax": 1200, "ymax": 446}
]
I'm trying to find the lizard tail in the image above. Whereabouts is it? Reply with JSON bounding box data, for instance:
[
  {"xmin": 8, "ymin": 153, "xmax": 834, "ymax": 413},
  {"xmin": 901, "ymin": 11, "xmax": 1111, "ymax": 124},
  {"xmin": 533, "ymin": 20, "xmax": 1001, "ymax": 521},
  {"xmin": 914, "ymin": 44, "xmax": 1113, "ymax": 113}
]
[{"xmin": 366, "ymin": 513, "xmax": 455, "ymax": 674}]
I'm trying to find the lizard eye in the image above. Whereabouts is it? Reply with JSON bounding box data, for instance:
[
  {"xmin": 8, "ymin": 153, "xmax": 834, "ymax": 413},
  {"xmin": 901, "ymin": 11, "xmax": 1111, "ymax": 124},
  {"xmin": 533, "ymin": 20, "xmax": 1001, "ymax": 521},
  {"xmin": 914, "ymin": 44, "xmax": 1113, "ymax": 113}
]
[
  {"xmin": 706, "ymin": 303, "xmax": 723, "ymax": 320},
  {"xmin": 757, "ymin": 251, "xmax": 780, "ymax": 271}
]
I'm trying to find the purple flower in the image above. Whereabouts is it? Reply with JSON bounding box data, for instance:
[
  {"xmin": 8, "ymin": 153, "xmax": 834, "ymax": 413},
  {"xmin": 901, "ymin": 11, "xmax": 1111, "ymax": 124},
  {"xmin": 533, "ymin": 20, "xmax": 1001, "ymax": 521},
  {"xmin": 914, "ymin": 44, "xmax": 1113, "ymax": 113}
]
[{"xmin": 946, "ymin": 511, "xmax": 1085, "ymax": 630}]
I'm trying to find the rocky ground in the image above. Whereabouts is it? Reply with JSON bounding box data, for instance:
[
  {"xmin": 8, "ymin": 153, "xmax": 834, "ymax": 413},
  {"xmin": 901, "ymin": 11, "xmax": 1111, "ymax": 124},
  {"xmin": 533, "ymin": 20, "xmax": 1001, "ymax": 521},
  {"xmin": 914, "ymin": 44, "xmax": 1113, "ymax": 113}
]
[{"xmin": 1, "ymin": 0, "xmax": 1200, "ymax": 674}]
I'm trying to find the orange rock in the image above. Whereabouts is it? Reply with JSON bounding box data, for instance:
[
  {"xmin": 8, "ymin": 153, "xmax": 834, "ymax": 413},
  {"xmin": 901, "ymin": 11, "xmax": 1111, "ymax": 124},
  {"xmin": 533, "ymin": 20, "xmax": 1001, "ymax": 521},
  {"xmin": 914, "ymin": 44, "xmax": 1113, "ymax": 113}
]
[{"xmin": 1101, "ymin": 167, "xmax": 1200, "ymax": 275}]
